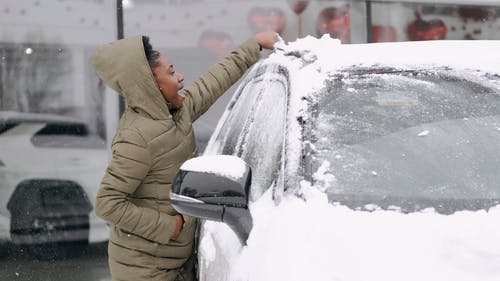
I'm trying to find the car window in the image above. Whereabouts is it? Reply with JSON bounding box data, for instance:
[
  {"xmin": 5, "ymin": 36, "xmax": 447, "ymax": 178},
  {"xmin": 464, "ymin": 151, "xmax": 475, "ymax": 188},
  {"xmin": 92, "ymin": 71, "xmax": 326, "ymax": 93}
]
[
  {"xmin": 0, "ymin": 123, "xmax": 18, "ymax": 134},
  {"xmin": 212, "ymin": 80, "xmax": 261, "ymax": 156},
  {"xmin": 320, "ymin": 68, "xmax": 500, "ymax": 146},
  {"xmin": 32, "ymin": 123, "xmax": 105, "ymax": 149},
  {"xmin": 211, "ymin": 70, "xmax": 288, "ymax": 201},
  {"xmin": 237, "ymin": 78, "xmax": 287, "ymax": 201},
  {"xmin": 308, "ymin": 68, "xmax": 500, "ymax": 213},
  {"xmin": 35, "ymin": 123, "xmax": 89, "ymax": 136}
]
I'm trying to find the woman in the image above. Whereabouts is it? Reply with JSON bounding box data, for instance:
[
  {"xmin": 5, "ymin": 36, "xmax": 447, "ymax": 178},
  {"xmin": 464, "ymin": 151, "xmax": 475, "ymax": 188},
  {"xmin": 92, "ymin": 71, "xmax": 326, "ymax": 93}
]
[{"xmin": 91, "ymin": 31, "xmax": 279, "ymax": 281}]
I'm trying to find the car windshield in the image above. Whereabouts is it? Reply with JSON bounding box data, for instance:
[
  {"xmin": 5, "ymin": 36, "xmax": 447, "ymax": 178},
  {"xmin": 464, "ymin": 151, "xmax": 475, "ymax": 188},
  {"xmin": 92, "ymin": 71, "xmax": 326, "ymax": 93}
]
[{"xmin": 308, "ymin": 67, "xmax": 500, "ymax": 213}]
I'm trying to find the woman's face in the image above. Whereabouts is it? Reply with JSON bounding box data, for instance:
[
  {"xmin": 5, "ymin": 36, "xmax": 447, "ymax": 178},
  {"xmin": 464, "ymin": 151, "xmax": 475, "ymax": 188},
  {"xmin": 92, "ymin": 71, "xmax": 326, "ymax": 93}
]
[{"xmin": 152, "ymin": 54, "xmax": 185, "ymax": 110}]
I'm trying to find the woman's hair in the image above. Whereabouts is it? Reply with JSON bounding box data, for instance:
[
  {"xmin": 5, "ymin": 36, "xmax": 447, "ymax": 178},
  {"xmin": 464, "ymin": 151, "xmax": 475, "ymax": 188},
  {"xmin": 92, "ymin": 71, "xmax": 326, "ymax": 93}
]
[{"xmin": 142, "ymin": 36, "xmax": 161, "ymax": 68}]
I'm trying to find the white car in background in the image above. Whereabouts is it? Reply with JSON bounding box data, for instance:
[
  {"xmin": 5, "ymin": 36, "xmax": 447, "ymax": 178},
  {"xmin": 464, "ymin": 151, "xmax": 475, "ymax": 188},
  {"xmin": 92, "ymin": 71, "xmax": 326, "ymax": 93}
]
[
  {"xmin": 171, "ymin": 37, "xmax": 500, "ymax": 281},
  {"xmin": 0, "ymin": 111, "xmax": 109, "ymax": 253}
]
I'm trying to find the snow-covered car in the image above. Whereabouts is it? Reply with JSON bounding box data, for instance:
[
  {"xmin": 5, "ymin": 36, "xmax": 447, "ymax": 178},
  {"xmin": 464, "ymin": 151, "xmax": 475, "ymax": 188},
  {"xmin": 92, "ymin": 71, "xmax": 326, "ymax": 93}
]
[
  {"xmin": 0, "ymin": 111, "xmax": 109, "ymax": 248},
  {"xmin": 171, "ymin": 37, "xmax": 500, "ymax": 281}
]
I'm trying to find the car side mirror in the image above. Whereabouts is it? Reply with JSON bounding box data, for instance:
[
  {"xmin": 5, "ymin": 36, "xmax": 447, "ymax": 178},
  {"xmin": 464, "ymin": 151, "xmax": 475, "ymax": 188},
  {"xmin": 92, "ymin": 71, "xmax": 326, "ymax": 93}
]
[{"xmin": 170, "ymin": 155, "xmax": 253, "ymax": 245}]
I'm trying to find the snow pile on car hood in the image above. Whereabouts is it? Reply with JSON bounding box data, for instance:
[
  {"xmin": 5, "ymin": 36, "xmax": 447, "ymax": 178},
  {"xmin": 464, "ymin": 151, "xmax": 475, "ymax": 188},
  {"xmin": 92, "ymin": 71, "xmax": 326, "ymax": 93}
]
[{"xmin": 201, "ymin": 185, "xmax": 500, "ymax": 281}]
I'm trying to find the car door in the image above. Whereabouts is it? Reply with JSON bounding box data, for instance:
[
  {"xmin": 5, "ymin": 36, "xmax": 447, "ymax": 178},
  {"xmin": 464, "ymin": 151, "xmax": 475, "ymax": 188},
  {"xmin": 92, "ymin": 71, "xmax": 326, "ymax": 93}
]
[{"xmin": 199, "ymin": 65, "xmax": 289, "ymax": 281}]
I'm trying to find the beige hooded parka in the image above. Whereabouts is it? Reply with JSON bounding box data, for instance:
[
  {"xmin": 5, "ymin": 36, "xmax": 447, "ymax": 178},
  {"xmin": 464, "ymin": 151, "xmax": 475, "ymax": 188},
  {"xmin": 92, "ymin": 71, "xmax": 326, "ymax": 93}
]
[{"xmin": 91, "ymin": 36, "xmax": 260, "ymax": 281}]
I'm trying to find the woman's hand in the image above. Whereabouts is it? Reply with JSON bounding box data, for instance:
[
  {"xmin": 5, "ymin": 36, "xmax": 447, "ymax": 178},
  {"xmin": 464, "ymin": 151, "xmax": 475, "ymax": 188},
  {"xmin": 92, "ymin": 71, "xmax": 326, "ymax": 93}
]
[
  {"xmin": 170, "ymin": 214, "xmax": 184, "ymax": 241},
  {"xmin": 255, "ymin": 31, "xmax": 280, "ymax": 50}
]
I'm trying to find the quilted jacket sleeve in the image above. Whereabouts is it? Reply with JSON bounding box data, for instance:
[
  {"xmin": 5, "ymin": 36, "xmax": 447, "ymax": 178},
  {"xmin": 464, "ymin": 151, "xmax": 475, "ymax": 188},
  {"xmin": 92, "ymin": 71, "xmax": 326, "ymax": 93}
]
[
  {"xmin": 181, "ymin": 37, "xmax": 261, "ymax": 121},
  {"xmin": 95, "ymin": 129, "xmax": 177, "ymax": 244}
]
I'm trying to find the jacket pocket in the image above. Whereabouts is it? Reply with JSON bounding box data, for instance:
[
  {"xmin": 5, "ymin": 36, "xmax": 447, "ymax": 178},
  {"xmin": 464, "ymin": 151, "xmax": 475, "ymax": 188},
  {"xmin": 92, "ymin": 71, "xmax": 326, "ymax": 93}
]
[{"xmin": 174, "ymin": 215, "xmax": 197, "ymax": 245}]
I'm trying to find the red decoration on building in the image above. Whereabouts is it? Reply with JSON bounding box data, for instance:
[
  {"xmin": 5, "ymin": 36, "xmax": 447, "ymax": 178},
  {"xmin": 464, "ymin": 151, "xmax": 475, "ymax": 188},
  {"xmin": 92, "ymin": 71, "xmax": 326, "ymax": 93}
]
[
  {"xmin": 287, "ymin": 0, "xmax": 309, "ymax": 15},
  {"xmin": 458, "ymin": 7, "xmax": 490, "ymax": 22},
  {"xmin": 316, "ymin": 6, "xmax": 351, "ymax": 44},
  {"xmin": 407, "ymin": 12, "xmax": 447, "ymax": 41},
  {"xmin": 248, "ymin": 7, "xmax": 286, "ymax": 35},
  {"xmin": 198, "ymin": 30, "xmax": 234, "ymax": 59},
  {"xmin": 371, "ymin": 25, "xmax": 397, "ymax": 42}
]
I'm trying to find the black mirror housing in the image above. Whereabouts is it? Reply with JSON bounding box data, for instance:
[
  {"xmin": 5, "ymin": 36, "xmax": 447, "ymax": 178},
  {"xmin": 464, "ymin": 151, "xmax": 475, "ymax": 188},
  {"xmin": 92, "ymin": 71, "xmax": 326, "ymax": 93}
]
[{"xmin": 171, "ymin": 155, "xmax": 253, "ymax": 244}]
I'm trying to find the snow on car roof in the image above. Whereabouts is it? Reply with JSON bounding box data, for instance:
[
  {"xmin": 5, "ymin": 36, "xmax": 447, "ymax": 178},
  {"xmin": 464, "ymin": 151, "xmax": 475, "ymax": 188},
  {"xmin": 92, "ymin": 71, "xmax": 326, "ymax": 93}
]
[{"xmin": 274, "ymin": 35, "xmax": 500, "ymax": 74}]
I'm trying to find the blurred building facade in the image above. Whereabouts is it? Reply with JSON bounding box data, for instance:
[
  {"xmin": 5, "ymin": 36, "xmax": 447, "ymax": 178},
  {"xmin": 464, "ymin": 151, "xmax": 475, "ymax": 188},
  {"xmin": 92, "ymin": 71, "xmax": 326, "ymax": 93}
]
[{"xmin": 0, "ymin": 1, "xmax": 499, "ymax": 279}]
